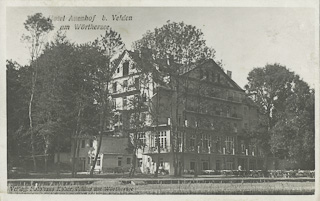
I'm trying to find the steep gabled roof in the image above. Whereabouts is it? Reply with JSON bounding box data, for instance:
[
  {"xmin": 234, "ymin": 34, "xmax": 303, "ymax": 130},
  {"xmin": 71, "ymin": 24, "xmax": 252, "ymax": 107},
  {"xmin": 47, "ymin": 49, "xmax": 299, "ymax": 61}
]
[
  {"xmin": 113, "ymin": 50, "xmax": 139, "ymax": 69},
  {"xmin": 113, "ymin": 50, "xmax": 153, "ymax": 71},
  {"xmin": 113, "ymin": 50, "xmax": 243, "ymax": 91},
  {"xmin": 181, "ymin": 59, "xmax": 244, "ymax": 91}
]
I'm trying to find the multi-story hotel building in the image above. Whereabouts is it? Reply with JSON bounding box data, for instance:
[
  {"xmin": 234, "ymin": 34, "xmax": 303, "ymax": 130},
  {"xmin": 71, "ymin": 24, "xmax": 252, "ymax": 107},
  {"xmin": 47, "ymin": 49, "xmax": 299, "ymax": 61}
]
[{"xmin": 104, "ymin": 50, "xmax": 276, "ymax": 175}]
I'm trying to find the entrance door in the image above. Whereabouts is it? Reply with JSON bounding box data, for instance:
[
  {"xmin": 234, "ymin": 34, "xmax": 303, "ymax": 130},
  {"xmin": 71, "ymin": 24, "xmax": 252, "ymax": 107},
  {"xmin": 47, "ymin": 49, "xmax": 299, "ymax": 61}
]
[
  {"xmin": 203, "ymin": 161, "xmax": 209, "ymax": 170},
  {"xmin": 216, "ymin": 160, "xmax": 220, "ymax": 170},
  {"xmin": 190, "ymin": 162, "xmax": 195, "ymax": 170}
]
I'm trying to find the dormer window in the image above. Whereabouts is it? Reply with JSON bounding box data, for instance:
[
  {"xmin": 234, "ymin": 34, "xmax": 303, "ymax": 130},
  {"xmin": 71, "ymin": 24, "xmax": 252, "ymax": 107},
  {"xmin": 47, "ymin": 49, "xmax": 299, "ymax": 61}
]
[
  {"xmin": 117, "ymin": 68, "xmax": 120, "ymax": 74},
  {"xmin": 123, "ymin": 62, "xmax": 129, "ymax": 76}
]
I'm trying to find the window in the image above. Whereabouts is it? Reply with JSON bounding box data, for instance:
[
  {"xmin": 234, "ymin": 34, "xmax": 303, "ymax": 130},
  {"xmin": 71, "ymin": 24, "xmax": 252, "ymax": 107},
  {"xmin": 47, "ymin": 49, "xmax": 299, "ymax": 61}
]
[
  {"xmin": 112, "ymin": 99, "xmax": 116, "ymax": 109},
  {"xmin": 118, "ymin": 157, "xmax": 122, "ymax": 166},
  {"xmin": 159, "ymin": 131, "xmax": 167, "ymax": 148},
  {"xmin": 159, "ymin": 158, "xmax": 164, "ymax": 167},
  {"xmin": 190, "ymin": 134, "xmax": 196, "ymax": 148},
  {"xmin": 123, "ymin": 80, "xmax": 128, "ymax": 90},
  {"xmin": 88, "ymin": 157, "xmax": 90, "ymax": 164},
  {"xmin": 134, "ymin": 78, "xmax": 140, "ymax": 89},
  {"xmin": 216, "ymin": 136, "xmax": 221, "ymax": 153},
  {"xmin": 81, "ymin": 140, "xmax": 85, "ymax": 148},
  {"xmin": 117, "ymin": 67, "xmax": 120, "ymax": 73},
  {"xmin": 226, "ymin": 159, "xmax": 234, "ymax": 170},
  {"xmin": 127, "ymin": 158, "xmax": 131, "ymax": 164},
  {"xmin": 138, "ymin": 158, "xmax": 142, "ymax": 167},
  {"xmin": 142, "ymin": 93, "xmax": 147, "ymax": 102},
  {"xmin": 140, "ymin": 113, "xmax": 146, "ymax": 122},
  {"xmin": 177, "ymin": 132, "xmax": 182, "ymax": 151},
  {"xmin": 97, "ymin": 157, "xmax": 101, "ymax": 166},
  {"xmin": 204, "ymin": 134, "xmax": 210, "ymax": 148},
  {"xmin": 226, "ymin": 106, "xmax": 231, "ymax": 117},
  {"xmin": 217, "ymin": 73, "xmax": 221, "ymax": 83},
  {"xmin": 225, "ymin": 136, "xmax": 234, "ymax": 153},
  {"xmin": 89, "ymin": 139, "xmax": 93, "ymax": 147},
  {"xmin": 233, "ymin": 123, "xmax": 238, "ymax": 133},
  {"xmin": 113, "ymin": 82, "xmax": 117, "ymax": 93},
  {"xmin": 123, "ymin": 62, "xmax": 129, "ymax": 76},
  {"xmin": 114, "ymin": 114, "xmax": 119, "ymax": 123},
  {"xmin": 138, "ymin": 133, "xmax": 146, "ymax": 145},
  {"xmin": 240, "ymin": 140, "xmax": 245, "ymax": 154},
  {"xmin": 123, "ymin": 97, "xmax": 127, "ymax": 109}
]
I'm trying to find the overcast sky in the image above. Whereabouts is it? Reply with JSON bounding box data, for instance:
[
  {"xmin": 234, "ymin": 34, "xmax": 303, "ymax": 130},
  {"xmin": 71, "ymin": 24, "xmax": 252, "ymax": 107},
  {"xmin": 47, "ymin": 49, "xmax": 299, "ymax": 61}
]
[{"xmin": 6, "ymin": 7, "xmax": 317, "ymax": 89}]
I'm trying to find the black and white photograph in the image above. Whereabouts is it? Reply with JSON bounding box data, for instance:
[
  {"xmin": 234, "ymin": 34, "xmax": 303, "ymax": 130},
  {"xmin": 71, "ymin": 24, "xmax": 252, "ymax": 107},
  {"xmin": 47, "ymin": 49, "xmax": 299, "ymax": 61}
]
[{"xmin": 1, "ymin": 1, "xmax": 319, "ymax": 199}]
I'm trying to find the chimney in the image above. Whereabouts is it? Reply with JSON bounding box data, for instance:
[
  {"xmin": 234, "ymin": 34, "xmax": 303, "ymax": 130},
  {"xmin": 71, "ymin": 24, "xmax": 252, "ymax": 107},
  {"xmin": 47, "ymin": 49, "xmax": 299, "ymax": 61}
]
[{"xmin": 227, "ymin": 70, "xmax": 232, "ymax": 78}]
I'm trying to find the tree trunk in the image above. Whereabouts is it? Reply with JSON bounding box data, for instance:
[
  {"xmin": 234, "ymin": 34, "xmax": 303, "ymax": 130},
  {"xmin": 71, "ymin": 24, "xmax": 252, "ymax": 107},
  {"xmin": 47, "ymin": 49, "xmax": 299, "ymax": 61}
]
[
  {"xmin": 90, "ymin": 82, "xmax": 106, "ymax": 177},
  {"xmin": 129, "ymin": 147, "xmax": 137, "ymax": 177},
  {"xmin": 56, "ymin": 147, "xmax": 60, "ymax": 178},
  {"xmin": 75, "ymin": 140, "xmax": 80, "ymax": 175},
  {"xmin": 29, "ymin": 74, "xmax": 37, "ymax": 172},
  {"xmin": 90, "ymin": 131, "xmax": 103, "ymax": 176},
  {"xmin": 154, "ymin": 131, "xmax": 161, "ymax": 177},
  {"xmin": 44, "ymin": 138, "xmax": 49, "ymax": 174},
  {"xmin": 174, "ymin": 79, "xmax": 180, "ymax": 177},
  {"xmin": 71, "ymin": 138, "xmax": 80, "ymax": 177},
  {"xmin": 154, "ymin": 91, "xmax": 160, "ymax": 178},
  {"xmin": 44, "ymin": 150, "xmax": 48, "ymax": 174},
  {"xmin": 71, "ymin": 138, "xmax": 77, "ymax": 177},
  {"xmin": 72, "ymin": 107, "xmax": 83, "ymax": 177}
]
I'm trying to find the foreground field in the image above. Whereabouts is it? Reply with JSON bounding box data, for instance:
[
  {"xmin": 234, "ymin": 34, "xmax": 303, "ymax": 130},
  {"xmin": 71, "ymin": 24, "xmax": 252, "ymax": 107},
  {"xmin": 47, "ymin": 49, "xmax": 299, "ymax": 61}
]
[{"xmin": 8, "ymin": 179, "xmax": 314, "ymax": 195}]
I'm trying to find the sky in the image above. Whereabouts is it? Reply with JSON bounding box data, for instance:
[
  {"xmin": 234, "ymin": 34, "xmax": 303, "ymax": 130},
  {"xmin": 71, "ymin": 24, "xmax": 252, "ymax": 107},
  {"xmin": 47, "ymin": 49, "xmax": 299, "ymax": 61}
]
[{"xmin": 6, "ymin": 7, "xmax": 318, "ymax": 89}]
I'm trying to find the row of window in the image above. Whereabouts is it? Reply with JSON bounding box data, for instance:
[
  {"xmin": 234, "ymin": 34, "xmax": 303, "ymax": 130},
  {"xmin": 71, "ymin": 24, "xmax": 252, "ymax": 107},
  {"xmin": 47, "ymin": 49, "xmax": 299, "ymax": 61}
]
[
  {"xmin": 88, "ymin": 156, "xmax": 132, "ymax": 167},
  {"xmin": 112, "ymin": 94, "xmax": 147, "ymax": 110},
  {"xmin": 112, "ymin": 77, "xmax": 140, "ymax": 93}
]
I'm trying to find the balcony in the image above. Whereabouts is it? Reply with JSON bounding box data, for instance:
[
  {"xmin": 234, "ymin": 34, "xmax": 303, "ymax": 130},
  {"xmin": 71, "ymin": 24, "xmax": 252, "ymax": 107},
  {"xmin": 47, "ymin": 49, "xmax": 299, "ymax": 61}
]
[
  {"xmin": 143, "ymin": 146, "xmax": 171, "ymax": 154},
  {"xmin": 186, "ymin": 91, "xmax": 242, "ymax": 104},
  {"xmin": 185, "ymin": 107, "xmax": 242, "ymax": 120},
  {"xmin": 111, "ymin": 87, "xmax": 140, "ymax": 98}
]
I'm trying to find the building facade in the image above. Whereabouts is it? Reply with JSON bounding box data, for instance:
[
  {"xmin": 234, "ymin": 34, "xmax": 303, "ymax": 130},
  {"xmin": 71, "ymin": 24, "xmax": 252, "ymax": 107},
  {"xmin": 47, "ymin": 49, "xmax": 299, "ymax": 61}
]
[{"xmin": 105, "ymin": 50, "xmax": 276, "ymax": 175}]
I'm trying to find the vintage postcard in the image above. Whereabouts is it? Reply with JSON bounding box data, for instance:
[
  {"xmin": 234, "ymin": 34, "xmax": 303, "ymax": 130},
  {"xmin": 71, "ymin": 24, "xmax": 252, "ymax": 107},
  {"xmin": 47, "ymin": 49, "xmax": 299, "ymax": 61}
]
[{"xmin": 1, "ymin": 0, "xmax": 319, "ymax": 201}]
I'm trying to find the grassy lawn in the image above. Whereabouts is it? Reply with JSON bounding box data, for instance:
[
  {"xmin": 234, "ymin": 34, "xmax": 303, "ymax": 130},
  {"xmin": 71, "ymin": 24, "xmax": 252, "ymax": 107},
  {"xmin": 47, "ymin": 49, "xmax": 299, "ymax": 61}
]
[{"xmin": 8, "ymin": 179, "xmax": 315, "ymax": 194}]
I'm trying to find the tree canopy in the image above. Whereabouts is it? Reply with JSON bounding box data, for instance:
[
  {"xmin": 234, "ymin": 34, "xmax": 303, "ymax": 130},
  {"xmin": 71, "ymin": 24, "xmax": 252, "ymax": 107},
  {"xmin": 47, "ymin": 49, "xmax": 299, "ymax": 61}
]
[
  {"xmin": 132, "ymin": 21, "xmax": 216, "ymax": 67},
  {"xmin": 246, "ymin": 63, "xmax": 314, "ymax": 169}
]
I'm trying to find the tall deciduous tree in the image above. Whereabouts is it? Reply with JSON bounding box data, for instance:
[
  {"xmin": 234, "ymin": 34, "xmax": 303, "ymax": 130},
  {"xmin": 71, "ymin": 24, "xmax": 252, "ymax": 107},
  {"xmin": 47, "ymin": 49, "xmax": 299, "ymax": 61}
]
[
  {"xmin": 89, "ymin": 27, "xmax": 125, "ymax": 176},
  {"xmin": 33, "ymin": 33, "xmax": 78, "ymax": 175},
  {"xmin": 22, "ymin": 13, "xmax": 54, "ymax": 171},
  {"xmin": 245, "ymin": 64, "xmax": 314, "ymax": 169},
  {"xmin": 133, "ymin": 21, "xmax": 216, "ymax": 176},
  {"xmin": 7, "ymin": 60, "xmax": 30, "ymax": 168}
]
